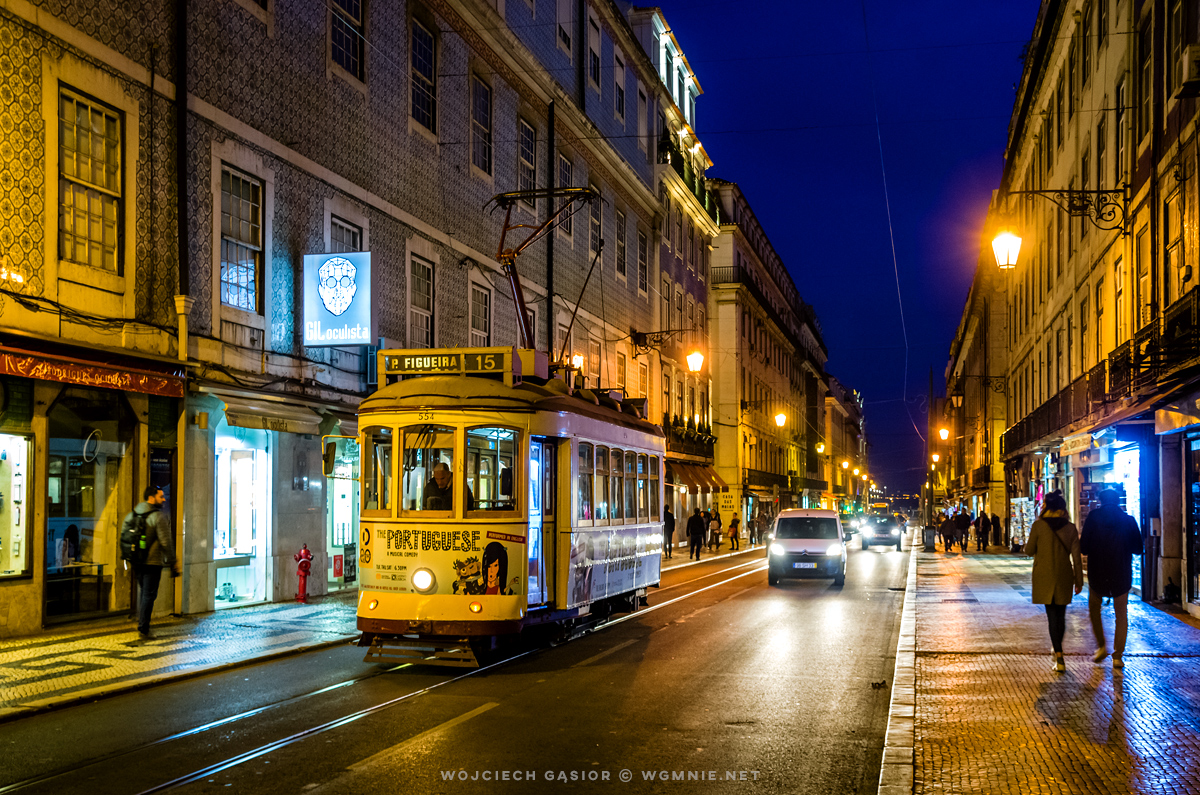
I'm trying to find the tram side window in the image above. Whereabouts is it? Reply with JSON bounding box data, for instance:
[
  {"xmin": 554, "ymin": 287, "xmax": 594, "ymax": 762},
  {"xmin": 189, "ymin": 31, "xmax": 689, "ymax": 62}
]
[
  {"xmin": 467, "ymin": 427, "xmax": 518, "ymax": 513},
  {"xmin": 650, "ymin": 455, "xmax": 660, "ymax": 520},
  {"xmin": 578, "ymin": 442, "xmax": 593, "ymax": 523},
  {"xmin": 363, "ymin": 427, "xmax": 393, "ymax": 512},
  {"xmin": 594, "ymin": 446, "xmax": 610, "ymax": 522},
  {"xmin": 610, "ymin": 448, "xmax": 624, "ymax": 522},
  {"xmin": 401, "ymin": 425, "xmax": 460, "ymax": 512},
  {"xmin": 624, "ymin": 451, "xmax": 637, "ymax": 521},
  {"xmin": 637, "ymin": 454, "xmax": 648, "ymax": 521}
]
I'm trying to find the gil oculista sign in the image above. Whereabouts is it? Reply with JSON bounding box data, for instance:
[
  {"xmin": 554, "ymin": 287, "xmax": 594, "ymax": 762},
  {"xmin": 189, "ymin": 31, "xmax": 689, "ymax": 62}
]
[{"xmin": 302, "ymin": 252, "xmax": 373, "ymax": 347}]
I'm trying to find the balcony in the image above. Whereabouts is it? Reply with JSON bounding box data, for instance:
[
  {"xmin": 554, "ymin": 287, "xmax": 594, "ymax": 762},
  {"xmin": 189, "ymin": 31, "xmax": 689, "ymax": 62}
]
[
  {"xmin": 1108, "ymin": 340, "xmax": 1132, "ymax": 398},
  {"xmin": 657, "ymin": 131, "xmax": 719, "ymax": 222},
  {"xmin": 1163, "ymin": 286, "xmax": 1200, "ymax": 372},
  {"xmin": 662, "ymin": 415, "xmax": 715, "ymax": 459},
  {"xmin": 971, "ymin": 465, "xmax": 993, "ymax": 488},
  {"xmin": 747, "ymin": 468, "xmax": 790, "ymax": 490}
]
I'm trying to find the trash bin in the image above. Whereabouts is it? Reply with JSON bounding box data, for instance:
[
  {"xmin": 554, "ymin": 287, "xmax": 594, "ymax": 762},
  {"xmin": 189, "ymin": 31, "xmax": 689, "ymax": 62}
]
[{"xmin": 923, "ymin": 526, "xmax": 937, "ymax": 552}]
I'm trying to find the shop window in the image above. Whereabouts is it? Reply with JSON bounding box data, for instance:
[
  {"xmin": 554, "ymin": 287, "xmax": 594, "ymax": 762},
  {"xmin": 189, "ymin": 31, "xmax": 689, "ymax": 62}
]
[
  {"xmin": 363, "ymin": 426, "xmax": 393, "ymax": 514},
  {"xmin": 578, "ymin": 442, "xmax": 593, "ymax": 523},
  {"xmin": 215, "ymin": 424, "xmax": 268, "ymax": 606},
  {"xmin": 466, "ymin": 427, "xmax": 518, "ymax": 514},
  {"xmin": 0, "ymin": 434, "xmax": 30, "ymax": 578},
  {"xmin": 400, "ymin": 425, "xmax": 456, "ymax": 513},
  {"xmin": 326, "ymin": 435, "xmax": 360, "ymax": 590},
  {"xmin": 594, "ymin": 446, "xmax": 610, "ymax": 522}
]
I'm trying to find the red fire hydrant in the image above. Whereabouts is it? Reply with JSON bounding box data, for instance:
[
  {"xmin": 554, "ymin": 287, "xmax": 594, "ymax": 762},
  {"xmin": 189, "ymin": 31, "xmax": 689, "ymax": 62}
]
[{"xmin": 295, "ymin": 544, "xmax": 313, "ymax": 603}]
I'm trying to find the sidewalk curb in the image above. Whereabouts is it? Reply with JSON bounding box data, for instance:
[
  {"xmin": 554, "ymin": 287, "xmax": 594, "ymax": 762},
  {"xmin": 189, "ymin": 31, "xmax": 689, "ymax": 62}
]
[
  {"xmin": 877, "ymin": 539, "xmax": 918, "ymax": 795},
  {"xmin": 0, "ymin": 633, "xmax": 358, "ymax": 725}
]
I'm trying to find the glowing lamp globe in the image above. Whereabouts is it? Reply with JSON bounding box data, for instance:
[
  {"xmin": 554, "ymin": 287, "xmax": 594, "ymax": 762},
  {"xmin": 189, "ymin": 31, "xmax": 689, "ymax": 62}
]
[
  {"xmin": 992, "ymin": 231, "xmax": 1021, "ymax": 269},
  {"xmin": 774, "ymin": 413, "xmax": 786, "ymax": 427},
  {"xmin": 686, "ymin": 350, "xmax": 705, "ymax": 372}
]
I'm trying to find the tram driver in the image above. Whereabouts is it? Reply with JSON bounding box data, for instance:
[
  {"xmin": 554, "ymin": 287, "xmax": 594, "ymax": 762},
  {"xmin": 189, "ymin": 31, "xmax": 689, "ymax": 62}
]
[{"xmin": 424, "ymin": 461, "xmax": 476, "ymax": 511}]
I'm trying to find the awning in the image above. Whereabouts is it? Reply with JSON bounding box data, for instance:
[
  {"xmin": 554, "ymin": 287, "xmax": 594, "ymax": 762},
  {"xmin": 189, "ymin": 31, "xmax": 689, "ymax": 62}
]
[
  {"xmin": 220, "ymin": 395, "xmax": 323, "ymax": 435},
  {"xmin": 666, "ymin": 461, "xmax": 729, "ymax": 494},
  {"xmin": 0, "ymin": 343, "xmax": 184, "ymax": 397}
]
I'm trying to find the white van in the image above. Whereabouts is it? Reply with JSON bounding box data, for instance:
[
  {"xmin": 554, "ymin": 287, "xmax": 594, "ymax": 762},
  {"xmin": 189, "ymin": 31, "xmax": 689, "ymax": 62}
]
[{"xmin": 766, "ymin": 509, "xmax": 847, "ymax": 586}]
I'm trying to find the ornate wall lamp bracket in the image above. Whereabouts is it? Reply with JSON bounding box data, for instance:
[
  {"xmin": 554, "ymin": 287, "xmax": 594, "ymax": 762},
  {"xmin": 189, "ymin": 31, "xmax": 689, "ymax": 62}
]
[{"xmin": 1005, "ymin": 186, "xmax": 1129, "ymax": 235}]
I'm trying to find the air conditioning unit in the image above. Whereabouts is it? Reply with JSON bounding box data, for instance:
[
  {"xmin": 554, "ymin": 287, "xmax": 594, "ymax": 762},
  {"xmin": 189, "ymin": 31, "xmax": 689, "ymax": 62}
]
[{"xmin": 1178, "ymin": 44, "xmax": 1200, "ymax": 98}]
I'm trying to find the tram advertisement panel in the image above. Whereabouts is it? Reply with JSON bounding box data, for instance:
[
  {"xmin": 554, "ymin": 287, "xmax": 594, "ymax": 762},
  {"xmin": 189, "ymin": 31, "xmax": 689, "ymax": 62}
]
[
  {"xmin": 364, "ymin": 525, "xmax": 525, "ymax": 597},
  {"xmin": 567, "ymin": 527, "xmax": 661, "ymax": 607}
]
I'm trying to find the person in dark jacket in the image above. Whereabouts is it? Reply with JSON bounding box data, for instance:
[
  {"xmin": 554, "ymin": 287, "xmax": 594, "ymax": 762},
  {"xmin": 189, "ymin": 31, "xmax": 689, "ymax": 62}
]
[
  {"xmin": 1080, "ymin": 489, "xmax": 1144, "ymax": 669},
  {"xmin": 954, "ymin": 511, "xmax": 971, "ymax": 553},
  {"xmin": 663, "ymin": 506, "xmax": 676, "ymax": 558},
  {"xmin": 126, "ymin": 486, "xmax": 178, "ymax": 641},
  {"xmin": 992, "ymin": 513, "xmax": 1003, "ymax": 546},
  {"xmin": 976, "ymin": 513, "xmax": 991, "ymax": 551},
  {"xmin": 686, "ymin": 508, "xmax": 706, "ymax": 560},
  {"xmin": 939, "ymin": 513, "xmax": 956, "ymax": 552}
]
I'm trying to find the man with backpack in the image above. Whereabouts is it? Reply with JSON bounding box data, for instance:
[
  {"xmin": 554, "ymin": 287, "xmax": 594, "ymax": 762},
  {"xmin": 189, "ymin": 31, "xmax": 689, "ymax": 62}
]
[{"xmin": 123, "ymin": 486, "xmax": 178, "ymax": 641}]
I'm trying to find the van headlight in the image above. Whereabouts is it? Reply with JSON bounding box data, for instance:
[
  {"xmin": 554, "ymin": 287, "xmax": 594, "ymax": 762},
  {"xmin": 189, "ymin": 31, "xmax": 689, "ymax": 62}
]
[
  {"xmin": 769, "ymin": 543, "xmax": 785, "ymax": 556},
  {"xmin": 826, "ymin": 543, "xmax": 843, "ymax": 556},
  {"xmin": 891, "ymin": 527, "xmax": 900, "ymax": 535},
  {"xmin": 412, "ymin": 568, "xmax": 436, "ymax": 593}
]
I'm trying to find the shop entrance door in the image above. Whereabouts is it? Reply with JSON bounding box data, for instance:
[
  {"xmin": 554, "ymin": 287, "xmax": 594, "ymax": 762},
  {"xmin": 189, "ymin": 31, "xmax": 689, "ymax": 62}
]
[{"xmin": 527, "ymin": 438, "xmax": 554, "ymax": 606}]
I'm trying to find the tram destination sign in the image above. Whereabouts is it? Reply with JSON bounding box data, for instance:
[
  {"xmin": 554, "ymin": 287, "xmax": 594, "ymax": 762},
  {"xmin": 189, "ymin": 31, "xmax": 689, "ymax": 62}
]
[{"xmin": 378, "ymin": 347, "xmax": 518, "ymax": 384}]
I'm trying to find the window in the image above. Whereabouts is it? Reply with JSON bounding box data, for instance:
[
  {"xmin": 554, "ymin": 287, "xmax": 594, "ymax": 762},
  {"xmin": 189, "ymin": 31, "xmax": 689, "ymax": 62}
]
[
  {"xmin": 636, "ymin": 454, "xmax": 648, "ymax": 521},
  {"xmin": 617, "ymin": 351, "xmax": 627, "ymax": 391},
  {"xmin": 638, "ymin": 361, "xmax": 648, "ymax": 398},
  {"xmin": 1079, "ymin": 153, "xmax": 1089, "ymax": 240},
  {"xmin": 615, "ymin": 209, "xmax": 627, "ymax": 277},
  {"xmin": 1096, "ymin": 118, "xmax": 1106, "ymax": 191},
  {"xmin": 1068, "ymin": 43, "xmax": 1076, "ymax": 118},
  {"xmin": 610, "ymin": 448, "xmax": 624, "ymax": 522},
  {"xmin": 1168, "ymin": 0, "xmax": 1183, "ymax": 95},
  {"xmin": 1166, "ymin": 192, "xmax": 1183, "ymax": 304},
  {"xmin": 675, "ymin": 210, "xmax": 682, "ymax": 252},
  {"xmin": 1056, "ymin": 76, "xmax": 1064, "ymax": 146},
  {"xmin": 518, "ymin": 120, "xmax": 537, "ymax": 207},
  {"xmin": 637, "ymin": 231, "xmax": 648, "ymax": 293},
  {"xmin": 614, "ymin": 51, "xmax": 626, "ymax": 121},
  {"xmin": 410, "ymin": 255, "xmax": 434, "ymax": 347},
  {"xmin": 660, "ymin": 277, "xmax": 671, "ymax": 332},
  {"xmin": 589, "ymin": 183, "xmax": 602, "ymax": 254},
  {"xmin": 1136, "ymin": 227, "xmax": 1150, "ymax": 328},
  {"xmin": 59, "ymin": 90, "xmax": 122, "ymax": 273},
  {"xmin": 556, "ymin": 324, "xmax": 571, "ymax": 362},
  {"xmin": 220, "ymin": 166, "xmax": 263, "ymax": 313},
  {"xmin": 578, "ymin": 442, "xmax": 593, "ymax": 522},
  {"xmin": 687, "ymin": 219, "xmax": 694, "ymax": 269},
  {"xmin": 466, "ymin": 427, "xmax": 518, "ymax": 513},
  {"xmin": 1139, "ymin": 24, "xmax": 1151, "ymax": 139},
  {"xmin": 471, "ymin": 75, "xmax": 492, "ymax": 175},
  {"xmin": 594, "ymin": 447, "xmax": 610, "ymax": 521},
  {"xmin": 588, "ymin": 337, "xmax": 600, "ymax": 380},
  {"xmin": 331, "ymin": 0, "xmax": 364, "ymax": 81},
  {"xmin": 1095, "ymin": 278, "xmax": 1104, "ymax": 359},
  {"xmin": 1081, "ymin": 6, "xmax": 1091, "ymax": 81},
  {"xmin": 1115, "ymin": 258, "xmax": 1125, "ymax": 343},
  {"xmin": 1080, "ymin": 297, "xmax": 1089, "ymax": 371},
  {"xmin": 623, "ymin": 451, "xmax": 636, "ymax": 521},
  {"xmin": 362, "ymin": 426, "xmax": 393, "ymax": 513},
  {"xmin": 588, "ymin": 15, "xmax": 600, "ymax": 88},
  {"xmin": 470, "ymin": 283, "xmax": 491, "ymax": 346},
  {"xmin": 556, "ymin": 0, "xmax": 573, "ymax": 55},
  {"xmin": 675, "ymin": 379, "xmax": 683, "ymax": 417},
  {"xmin": 1115, "ymin": 80, "xmax": 1126, "ymax": 183},
  {"xmin": 650, "ymin": 456, "xmax": 660, "ymax": 520},
  {"xmin": 331, "ymin": 216, "xmax": 361, "ymax": 253},
  {"xmin": 1098, "ymin": 0, "xmax": 1107, "ymax": 49},
  {"xmin": 674, "ymin": 290, "xmax": 683, "ymax": 336},
  {"xmin": 637, "ymin": 89, "xmax": 648, "ymax": 152},
  {"xmin": 400, "ymin": 425, "xmax": 456, "ymax": 513},
  {"xmin": 411, "ymin": 21, "xmax": 437, "ymax": 133},
  {"xmin": 558, "ymin": 155, "xmax": 573, "ymax": 235}
]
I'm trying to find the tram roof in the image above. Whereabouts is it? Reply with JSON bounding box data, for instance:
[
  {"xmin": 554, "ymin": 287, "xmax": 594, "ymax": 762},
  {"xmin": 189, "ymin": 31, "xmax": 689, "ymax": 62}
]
[{"xmin": 360, "ymin": 375, "xmax": 664, "ymax": 437}]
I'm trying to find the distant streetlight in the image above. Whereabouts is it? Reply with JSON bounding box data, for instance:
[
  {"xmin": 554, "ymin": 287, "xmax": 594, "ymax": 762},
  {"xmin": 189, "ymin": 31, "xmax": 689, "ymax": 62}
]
[
  {"xmin": 939, "ymin": 428, "xmax": 950, "ymax": 441},
  {"xmin": 932, "ymin": 453, "xmax": 940, "ymax": 462},
  {"xmin": 816, "ymin": 442, "xmax": 826, "ymax": 454},
  {"xmin": 774, "ymin": 413, "xmax": 786, "ymax": 427},
  {"xmin": 853, "ymin": 468, "xmax": 860, "ymax": 476},
  {"xmin": 686, "ymin": 350, "xmax": 704, "ymax": 372},
  {"xmin": 842, "ymin": 460, "xmax": 850, "ymax": 469}
]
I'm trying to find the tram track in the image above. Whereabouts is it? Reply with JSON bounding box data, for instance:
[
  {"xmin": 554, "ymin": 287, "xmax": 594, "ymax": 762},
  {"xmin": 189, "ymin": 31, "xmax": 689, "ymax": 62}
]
[{"xmin": 0, "ymin": 557, "xmax": 766, "ymax": 794}]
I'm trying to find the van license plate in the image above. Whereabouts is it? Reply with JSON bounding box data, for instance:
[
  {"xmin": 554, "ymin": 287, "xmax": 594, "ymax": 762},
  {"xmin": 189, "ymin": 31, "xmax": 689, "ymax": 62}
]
[{"xmin": 793, "ymin": 562, "xmax": 817, "ymax": 569}]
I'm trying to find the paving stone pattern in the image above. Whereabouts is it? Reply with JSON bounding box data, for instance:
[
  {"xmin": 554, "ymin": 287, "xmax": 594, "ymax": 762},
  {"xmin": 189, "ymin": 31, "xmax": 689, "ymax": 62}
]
[
  {"xmin": 913, "ymin": 548, "xmax": 1200, "ymax": 795},
  {"xmin": 0, "ymin": 593, "xmax": 357, "ymax": 717}
]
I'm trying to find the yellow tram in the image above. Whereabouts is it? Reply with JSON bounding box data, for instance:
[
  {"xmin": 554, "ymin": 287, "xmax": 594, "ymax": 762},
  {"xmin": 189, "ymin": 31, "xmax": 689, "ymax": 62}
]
[{"xmin": 345, "ymin": 346, "xmax": 665, "ymax": 666}]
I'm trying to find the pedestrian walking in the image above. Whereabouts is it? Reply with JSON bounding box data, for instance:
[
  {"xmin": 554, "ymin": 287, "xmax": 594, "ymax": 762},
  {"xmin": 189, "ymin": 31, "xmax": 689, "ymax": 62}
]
[
  {"xmin": 955, "ymin": 511, "xmax": 971, "ymax": 553},
  {"xmin": 729, "ymin": 515, "xmax": 741, "ymax": 551},
  {"xmin": 992, "ymin": 512, "xmax": 1002, "ymax": 546},
  {"xmin": 1080, "ymin": 489, "xmax": 1144, "ymax": 669},
  {"xmin": 976, "ymin": 513, "xmax": 991, "ymax": 551},
  {"xmin": 663, "ymin": 506, "xmax": 676, "ymax": 559},
  {"xmin": 1024, "ymin": 491, "xmax": 1083, "ymax": 672},
  {"xmin": 701, "ymin": 509, "xmax": 712, "ymax": 549},
  {"xmin": 687, "ymin": 508, "xmax": 706, "ymax": 560},
  {"xmin": 708, "ymin": 512, "xmax": 722, "ymax": 552},
  {"xmin": 123, "ymin": 485, "xmax": 179, "ymax": 641},
  {"xmin": 940, "ymin": 513, "xmax": 955, "ymax": 552}
]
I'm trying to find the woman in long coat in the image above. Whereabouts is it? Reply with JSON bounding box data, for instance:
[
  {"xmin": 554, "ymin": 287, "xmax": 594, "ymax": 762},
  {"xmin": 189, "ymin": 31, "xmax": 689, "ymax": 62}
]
[{"xmin": 1023, "ymin": 491, "xmax": 1083, "ymax": 672}]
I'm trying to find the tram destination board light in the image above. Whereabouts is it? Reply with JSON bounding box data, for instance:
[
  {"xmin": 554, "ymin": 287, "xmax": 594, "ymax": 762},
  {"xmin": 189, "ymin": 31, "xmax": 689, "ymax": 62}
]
[{"xmin": 379, "ymin": 347, "xmax": 518, "ymax": 381}]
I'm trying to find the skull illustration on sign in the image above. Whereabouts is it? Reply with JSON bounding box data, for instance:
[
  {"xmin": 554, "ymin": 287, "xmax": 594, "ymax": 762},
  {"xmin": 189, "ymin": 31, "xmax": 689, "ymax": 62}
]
[{"xmin": 318, "ymin": 256, "xmax": 357, "ymax": 316}]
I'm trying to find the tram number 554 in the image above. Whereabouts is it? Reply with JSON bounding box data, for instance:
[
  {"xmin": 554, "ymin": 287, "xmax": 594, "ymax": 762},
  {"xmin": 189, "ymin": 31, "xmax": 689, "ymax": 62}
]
[{"xmin": 466, "ymin": 353, "xmax": 501, "ymax": 372}]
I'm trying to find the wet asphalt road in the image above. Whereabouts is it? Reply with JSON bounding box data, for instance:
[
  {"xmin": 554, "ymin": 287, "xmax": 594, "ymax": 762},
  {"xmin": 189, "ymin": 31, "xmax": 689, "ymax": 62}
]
[{"xmin": 0, "ymin": 539, "xmax": 909, "ymax": 795}]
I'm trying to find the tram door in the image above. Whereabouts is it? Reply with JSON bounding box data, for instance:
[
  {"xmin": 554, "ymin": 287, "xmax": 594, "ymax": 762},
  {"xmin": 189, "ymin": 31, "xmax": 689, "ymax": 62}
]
[{"xmin": 528, "ymin": 438, "xmax": 555, "ymax": 605}]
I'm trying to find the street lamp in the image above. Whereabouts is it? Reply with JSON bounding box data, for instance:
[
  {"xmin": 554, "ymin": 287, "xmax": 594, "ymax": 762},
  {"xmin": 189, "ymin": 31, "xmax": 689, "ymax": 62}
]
[
  {"xmin": 932, "ymin": 453, "xmax": 940, "ymax": 462},
  {"xmin": 991, "ymin": 230, "xmax": 1021, "ymax": 270},
  {"xmin": 939, "ymin": 428, "xmax": 949, "ymax": 441},
  {"xmin": 853, "ymin": 467, "xmax": 860, "ymax": 476},
  {"xmin": 774, "ymin": 412, "xmax": 786, "ymax": 427},
  {"xmin": 686, "ymin": 350, "xmax": 704, "ymax": 372},
  {"xmin": 842, "ymin": 460, "xmax": 849, "ymax": 469},
  {"xmin": 816, "ymin": 442, "xmax": 826, "ymax": 454}
]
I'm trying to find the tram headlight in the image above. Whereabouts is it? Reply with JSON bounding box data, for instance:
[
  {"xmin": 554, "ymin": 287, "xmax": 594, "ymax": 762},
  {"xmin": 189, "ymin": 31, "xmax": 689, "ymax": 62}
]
[
  {"xmin": 367, "ymin": 599, "xmax": 379, "ymax": 610},
  {"xmin": 769, "ymin": 543, "xmax": 785, "ymax": 556},
  {"xmin": 469, "ymin": 601, "xmax": 483, "ymax": 613},
  {"xmin": 412, "ymin": 568, "xmax": 436, "ymax": 594}
]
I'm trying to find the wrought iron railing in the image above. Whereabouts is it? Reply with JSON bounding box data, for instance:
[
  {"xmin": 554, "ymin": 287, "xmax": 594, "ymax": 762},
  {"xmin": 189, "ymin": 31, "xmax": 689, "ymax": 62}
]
[{"xmin": 971, "ymin": 465, "xmax": 992, "ymax": 488}]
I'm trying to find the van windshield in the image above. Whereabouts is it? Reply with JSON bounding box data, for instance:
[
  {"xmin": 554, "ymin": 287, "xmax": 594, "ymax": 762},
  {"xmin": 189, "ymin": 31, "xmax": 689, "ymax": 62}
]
[{"xmin": 775, "ymin": 517, "xmax": 840, "ymax": 540}]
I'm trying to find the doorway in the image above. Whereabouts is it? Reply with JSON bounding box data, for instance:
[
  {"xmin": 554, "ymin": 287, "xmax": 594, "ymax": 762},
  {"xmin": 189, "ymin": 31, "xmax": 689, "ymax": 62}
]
[{"xmin": 528, "ymin": 438, "xmax": 555, "ymax": 606}]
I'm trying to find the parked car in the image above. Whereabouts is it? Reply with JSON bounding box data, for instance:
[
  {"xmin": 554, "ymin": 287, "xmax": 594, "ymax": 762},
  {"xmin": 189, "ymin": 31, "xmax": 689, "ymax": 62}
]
[
  {"xmin": 767, "ymin": 509, "xmax": 846, "ymax": 586},
  {"xmin": 860, "ymin": 514, "xmax": 903, "ymax": 551}
]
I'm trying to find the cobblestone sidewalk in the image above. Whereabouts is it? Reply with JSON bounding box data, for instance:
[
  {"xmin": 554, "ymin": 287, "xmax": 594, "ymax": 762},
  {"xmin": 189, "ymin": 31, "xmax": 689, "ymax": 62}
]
[
  {"xmin": 912, "ymin": 548, "xmax": 1200, "ymax": 794},
  {"xmin": 0, "ymin": 592, "xmax": 358, "ymax": 722}
]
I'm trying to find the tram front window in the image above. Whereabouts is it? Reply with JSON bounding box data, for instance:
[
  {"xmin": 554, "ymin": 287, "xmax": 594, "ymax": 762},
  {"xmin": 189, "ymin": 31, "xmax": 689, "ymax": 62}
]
[
  {"xmin": 363, "ymin": 427, "xmax": 392, "ymax": 513},
  {"xmin": 467, "ymin": 427, "xmax": 518, "ymax": 513},
  {"xmin": 400, "ymin": 425, "xmax": 459, "ymax": 512}
]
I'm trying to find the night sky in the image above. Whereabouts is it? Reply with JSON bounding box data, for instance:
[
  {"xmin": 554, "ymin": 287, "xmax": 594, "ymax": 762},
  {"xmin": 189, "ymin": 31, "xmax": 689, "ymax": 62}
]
[{"xmin": 657, "ymin": 1, "xmax": 1042, "ymax": 492}]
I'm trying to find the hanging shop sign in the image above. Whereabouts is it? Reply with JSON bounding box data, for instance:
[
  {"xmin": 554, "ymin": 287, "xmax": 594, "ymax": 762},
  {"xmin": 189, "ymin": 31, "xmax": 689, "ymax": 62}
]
[
  {"xmin": 303, "ymin": 252, "xmax": 373, "ymax": 347},
  {"xmin": 1060, "ymin": 434, "xmax": 1093, "ymax": 456},
  {"xmin": 0, "ymin": 350, "xmax": 184, "ymax": 397}
]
